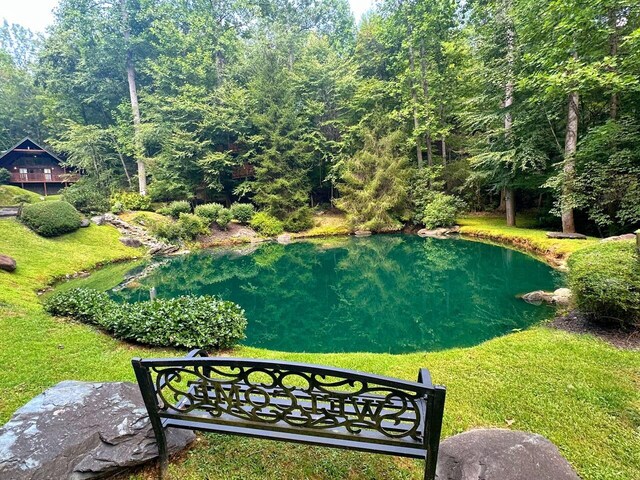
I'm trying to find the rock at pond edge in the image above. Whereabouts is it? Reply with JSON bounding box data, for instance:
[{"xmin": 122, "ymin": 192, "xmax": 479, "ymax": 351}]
[
  {"xmin": 436, "ymin": 429, "xmax": 580, "ymax": 480},
  {"xmin": 0, "ymin": 380, "xmax": 195, "ymax": 479},
  {"xmin": 119, "ymin": 236, "xmax": 143, "ymax": 248}
]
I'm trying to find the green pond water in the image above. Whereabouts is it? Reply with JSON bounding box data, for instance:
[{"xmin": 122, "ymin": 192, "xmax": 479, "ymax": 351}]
[{"xmin": 80, "ymin": 235, "xmax": 561, "ymax": 353}]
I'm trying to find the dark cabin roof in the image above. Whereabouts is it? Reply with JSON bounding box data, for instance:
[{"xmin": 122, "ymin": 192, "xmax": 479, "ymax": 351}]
[{"xmin": 0, "ymin": 137, "xmax": 63, "ymax": 166}]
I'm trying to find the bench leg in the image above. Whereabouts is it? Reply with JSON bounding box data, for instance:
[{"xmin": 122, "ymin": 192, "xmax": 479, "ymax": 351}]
[{"xmin": 157, "ymin": 428, "xmax": 169, "ymax": 480}]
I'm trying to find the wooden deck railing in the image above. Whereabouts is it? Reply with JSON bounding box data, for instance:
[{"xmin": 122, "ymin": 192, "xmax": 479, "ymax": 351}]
[{"xmin": 10, "ymin": 172, "xmax": 80, "ymax": 183}]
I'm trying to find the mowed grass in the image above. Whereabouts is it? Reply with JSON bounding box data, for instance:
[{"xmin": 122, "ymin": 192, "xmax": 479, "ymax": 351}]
[
  {"xmin": 0, "ymin": 185, "xmax": 43, "ymax": 205},
  {"xmin": 458, "ymin": 213, "xmax": 600, "ymax": 261},
  {"xmin": 0, "ymin": 217, "xmax": 639, "ymax": 479}
]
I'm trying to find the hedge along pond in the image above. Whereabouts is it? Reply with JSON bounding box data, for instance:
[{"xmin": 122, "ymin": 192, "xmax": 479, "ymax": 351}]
[{"xmin": 62, "ymin": 235, "xmax": 562, "ymax": 353}]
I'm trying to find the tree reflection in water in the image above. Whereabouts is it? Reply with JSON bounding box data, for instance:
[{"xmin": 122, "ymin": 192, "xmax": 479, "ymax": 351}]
[{"xmin": 110, "ymin": 235, "xmax": 561, "ymax": 353}]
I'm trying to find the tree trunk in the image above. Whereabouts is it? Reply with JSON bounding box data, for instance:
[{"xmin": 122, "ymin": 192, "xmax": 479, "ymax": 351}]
[
  {"xmin": 504, "ymin": 19, "xmax": 515, "ymax": 226},
  {"xmin": 121, "ymin": 0, "xmax": 146, "ymax": 195},
  {"xmin": 419, "ymin": 40, "xmax": 432, "ymax": 167},
  {"xmin": 561, "ymin": 90, "xmax": 579, "ymax": 233},
  {"xmin": 505, "ymin": 188, "xmax": 516, "ymax": 226},
  {"xmin": 408, "ymin": 43, "xmax": 423, "ymax": 168},
  {"xmin": 498, "ymin": 188, "xmax": 506, "ymax": 212}
]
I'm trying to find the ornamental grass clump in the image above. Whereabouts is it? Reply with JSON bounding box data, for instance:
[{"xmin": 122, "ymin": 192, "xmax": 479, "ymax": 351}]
[
  {"xmin": 20, "ymin": 201, "xmax": 83, "ymax": 237},
  {"xmin": 43, "ymin": 288, "xmax": 247, "ymax": 350},
  {"xmin": 568, "ymin": 241, "xmax": 640, "ymax": 327}
]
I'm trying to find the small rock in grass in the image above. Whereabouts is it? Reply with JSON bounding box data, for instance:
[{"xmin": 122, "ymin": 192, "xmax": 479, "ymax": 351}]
[
  {"xmin": 119, "ymin": 237, "xmax": 143, "ymax": 248},
  {"xmin": 80, "ymin": 218, "xmax": 90, "ymax": 228},
  {"xmin": 601, "ymin": 233, "xmax": 635, "ymax": 242},
  {"xmin": 0, "ymin": 254, "xmax": 17, "ymax": 272},
  {"xmin": 90, "ymin": 215, "xmax": 105, "ymax": 226}
]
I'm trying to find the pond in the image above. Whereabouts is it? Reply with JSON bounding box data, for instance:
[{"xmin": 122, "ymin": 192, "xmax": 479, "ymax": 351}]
[{"xmin": 76, "ymin": 235, "xmax": 561, "ymax": 354}]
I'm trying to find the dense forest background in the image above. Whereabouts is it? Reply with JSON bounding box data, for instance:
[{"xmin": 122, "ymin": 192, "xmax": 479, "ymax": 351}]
[{"xmin": 1, "ymin": 0, "xmax": 639, "ymax": 235}]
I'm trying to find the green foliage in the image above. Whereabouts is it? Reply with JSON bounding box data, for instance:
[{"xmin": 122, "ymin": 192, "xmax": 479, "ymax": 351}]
[
  {"xmin": 216, "ymin": 208, "xmax": 233, "ymax": 230},
  {"xmin": 0, "ymin": 168, "xmax": 10, "ymax": 184},
  {"xmin": 44, "ymin": 288, "xmax": 247, "ymax": 350},
  {"xmin": 177, "ymin": 213, "xmax": 209, "ymax": 240},
  {"xmin": 283, "ymin": 207, "xmax": 314, "ymax": 232},
  {"xmin": 101, "ymin": 295, "xmax": 247, "ymax": 350},
  {"xmin": 13, "ymin": 194, "xmax": 33, "ymax": 205},
  {"xmin": 43, "ymin": 288, "xmax": 112, "ymax": 324},
  {"xmin": 230, "ymin": 203, "xmax": 255, "ymax": 224},
  {"xmin": 422, "ymin": 193, "xmax": 465, "ymax": 229},
  {"xmin": 568, "ymin": 241, "xmax": 640, "ymax": 327},
  {"xmin": 336, "ymin": 132, "xmax": 409, "ymax": 232},
  {"xmin": 61, "ymin": 180, "xmax": 110, "ymax": 213},
  {"xmin": 20, "ymin": 201, "xmax": 82, "ymax": 237},
  {"xmin": 194, "ymin": 203, "xmax": 224, "ymax": 224},
  {"xmin": 110, "ymin": 191, "xmax": 151, "ymax": 212},
  {"xmin": 410, "ymin": 166, "xmax": 446, "ymax": 224},
  {"xmin": 250, "ymin": 211, "xmax": 284, "ymax": 237},
  {"xmin": 149, "ymin": 219, "xmax": 183, "ymax": 243},
  {"xmin": 160, "ymin": 200, "xmax": 191, "ymax": 218}
]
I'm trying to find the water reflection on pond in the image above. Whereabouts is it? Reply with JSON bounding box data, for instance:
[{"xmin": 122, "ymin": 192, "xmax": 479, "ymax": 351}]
[{"xmin": 106, "ymin": 235, "xmax": 561, "ymax": 353}]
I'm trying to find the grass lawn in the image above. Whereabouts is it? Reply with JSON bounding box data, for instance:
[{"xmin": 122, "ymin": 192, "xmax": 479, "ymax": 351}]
[
  {"xmin": 0, "ymin": 185, "xmax": 43, "ymax": 205},
  {"xmin": 458, "ymin": 213, "xmax": 600, "ymax": 265},
  {"xmin": 0, "ymin": 216, "xmax": 638, "ymax": 479}
]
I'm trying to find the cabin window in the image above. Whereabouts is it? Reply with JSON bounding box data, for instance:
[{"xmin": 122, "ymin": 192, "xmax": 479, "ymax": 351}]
[
  {"xmin": 44, "ymin": 168, "xmax": 52, "ymax": 181},
  {"xmin": 19, "ymin": 168, "xmax": 28, "ymax": 181}
]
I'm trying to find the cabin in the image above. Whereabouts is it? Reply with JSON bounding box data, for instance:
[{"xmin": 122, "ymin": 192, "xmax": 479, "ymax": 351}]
[{"xmin": 0, "ymin": 137, "xmax": 79, "ymax": 196}]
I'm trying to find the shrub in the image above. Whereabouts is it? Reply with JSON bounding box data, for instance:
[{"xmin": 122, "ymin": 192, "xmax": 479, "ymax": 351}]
[
  {"xmin": 283, "ymin": 207, "xmax": 314, "ymax": 233},
  {"xmin": 149, "ymin": 219, "xmax": 183, "ymax": 243},
  {"xmin": 250, "ymin": 211, "xmax": 284, "ymax": 237},
  {"xmin": 568, "ymin": 241, "xmax": 640, "ymax": 327},
  {"xmin": 161, "ymin": 200, "xmax": 191, "ymax": 218},
  {"xmin": 0, "ymin": 168, "xmax": 10, "ymax": 184},
  {"xmin": 216, "ymin": 208, "xmax": 233, "ymax": 230},
  {"xmin": 194, "ymin": 203, "xmax": 224, "ymax": 224},
  {"xmin": 422, "ymin": 193, "xmax": 465, "ymax": 229},
  {"xmin": 13, "ymin": 194, "xmax": 33, "ymax": 205},
  {"xmin": 20, "ymin": 201, "xmax": 82, "ymax": 237},
  {"xmin": 43, "ymin": 288, "xmax": 114, "ymax": 324},
  {"xmin": 61, "ymin": 180, "xmax": 110, "ymax": 213},
  {"xmin": 110, "ymin": 191, "xmax": 151, "ymax": 211},
  {"xmin": 44, "ymin": 288, "xmax": 247, "ymax": 350},
  {"xmin": 177, "ymin": 213, "xmax": 209, "ymax": 239},
  {"xmin": 230, "ymin": 203, "xmax": 255, "ymax": 224},
  {"xmin": 101, "ymin": 295, "xmax": 247, "ymax": 349}
]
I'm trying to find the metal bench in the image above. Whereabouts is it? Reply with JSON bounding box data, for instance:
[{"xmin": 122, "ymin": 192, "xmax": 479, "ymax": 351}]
[{"xmin": 132, "ymin": 349, "xmax": 446, "ymax": 479}]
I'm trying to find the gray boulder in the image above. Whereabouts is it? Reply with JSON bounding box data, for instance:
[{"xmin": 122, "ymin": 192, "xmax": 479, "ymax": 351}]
[
  {"xmin": 90, "ymin": 215, "xmax": 105, "ymax": 226},
  {"xmin": 436, "ymin": 429, "xmax": 579, "ymax": 480},
  {"xmin": 0, "ymin": 254, "xmax": 16, "ymax": 272},
  {"xmin": 546, "ymin": 232, "xmax": 587, "ymax": 240},
  {"xmin": 277, "ymin": 233, "xmax": 292, "ymax": 244},
  {"xmin": 0, "ymin": 381, "xmax": 195, "ymax": 479},
  {"xmin": 80, "ymin": 219, "xmax": 90, "ymax": 228},
  {"xmin": 601, "ymin": 233, "xmax": 636, "ymax": 242},
  {"xmin": 119, "ymin": 237, "xmax": 143, "ymax": 248}
]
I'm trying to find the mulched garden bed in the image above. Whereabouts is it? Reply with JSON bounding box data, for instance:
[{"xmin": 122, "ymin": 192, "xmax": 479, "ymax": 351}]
[{"xmin": 549, "ymin": 310, "xmax": 640, "ymax": 350}]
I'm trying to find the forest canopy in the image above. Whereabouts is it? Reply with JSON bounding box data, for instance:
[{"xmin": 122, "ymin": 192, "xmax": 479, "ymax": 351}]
[{"xmin": 1, "ymin": 0, "xmax": 639, "ymax": 235}]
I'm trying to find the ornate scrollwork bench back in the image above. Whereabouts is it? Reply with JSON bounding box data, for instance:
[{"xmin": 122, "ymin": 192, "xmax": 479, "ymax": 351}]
[{"xmin": 132, "ymin": 349, "xmax": 446, "ymax": 480}]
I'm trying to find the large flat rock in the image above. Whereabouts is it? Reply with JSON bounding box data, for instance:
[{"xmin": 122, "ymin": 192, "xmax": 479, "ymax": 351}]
[
  {"xmin": 436, "ymin": 429, "xmax": 580, "ymax": 480},
  {"xmin": 0, "ymin": 381, "xmax": 195, "ymax": 479}
]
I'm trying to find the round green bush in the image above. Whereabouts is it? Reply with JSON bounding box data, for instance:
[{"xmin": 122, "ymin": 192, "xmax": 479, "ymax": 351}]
[
  {"xmin": 568, "ymin": 241, "xmax": 640, "ymax": 327},
  {"xmin": 161, "ymin": 200, "xmax": 191, "ymax": 218},
  {"xmin": 250, "ymin": 211, "xmax": 284, "ymax": 237},
  {"xmin": 177, "ymin": 213, "xmax": 209, "ymax": 239},
  {"xmin": 216, "ymin": 208, "xmax": 233, "ymax": 230},
  {"xmin": 422, "ymin": 193, "xmax": 464, "ymax": 229},
  {"xmin": 20, "ymin": 201, "xmax": 83, "ymax": 237},
  {"xmin": 194, "ymin": 203, "xmax": 224, "ymax": 224},
  {"xmin": 230, "ymin": 203, "xmax": 255, "ymax": 224},
  {"xmin": 283, "ymin": 207, "xmax": 314, "ymax": 233}
]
